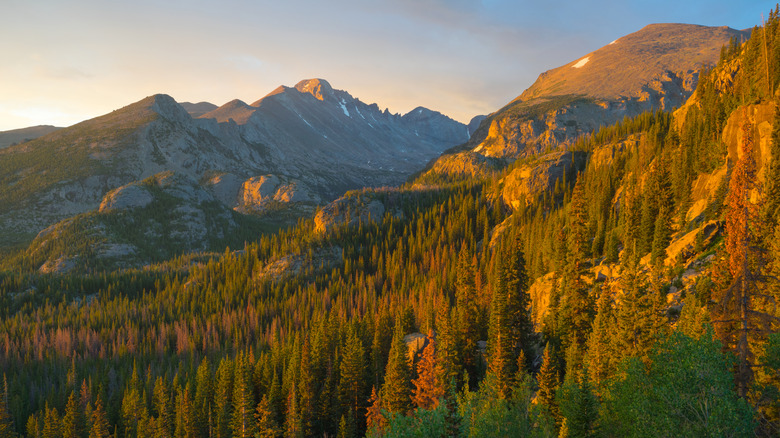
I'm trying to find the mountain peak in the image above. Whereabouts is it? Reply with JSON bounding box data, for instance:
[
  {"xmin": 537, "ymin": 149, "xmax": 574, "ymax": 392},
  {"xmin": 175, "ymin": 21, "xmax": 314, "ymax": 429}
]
[
  {"xmin": 200, "ymin": 99, "xmax": 255, "ymax": 123},
  {"xmin": 149, "ymin": 94, "xmax": 191, "ymax": 123},
  {"xmin": 294, "ymin": 78, "xmax": 334, "ymax": 101}
]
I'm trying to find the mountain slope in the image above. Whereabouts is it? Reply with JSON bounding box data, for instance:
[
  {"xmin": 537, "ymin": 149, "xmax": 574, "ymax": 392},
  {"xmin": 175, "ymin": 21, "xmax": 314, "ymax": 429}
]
[
  {"xmin": 22, "ymin": 171, "xmax": 266, "ymax": 273},
  {"xmin": 202, "ymin": 78, "xmax": 469, "ymax": 185},
  {"xmin": 0, "ymin": 80, "xmax": 469, "ymax": 252},
  {"xmin": 0, "ymin": 125, "xmax": 61, "ymax": 149},
  {"xmin": 424, "ymin": 23, "xmax": 749, "ymax": 180},
  {"xmin": 179, "ymin": 101, "xmax": 218, "ymax": 117}
]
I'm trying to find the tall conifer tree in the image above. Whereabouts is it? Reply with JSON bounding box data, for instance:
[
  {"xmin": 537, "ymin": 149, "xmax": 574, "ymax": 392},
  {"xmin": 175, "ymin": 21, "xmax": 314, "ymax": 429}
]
[
  {"xmin": 714, "ymin": 120, "xmax": 780, "ymax": 397},
  {"xmin": 537, "ymin": 345, "xmax": 562, "ymax": 426},
  {"xmin": 89, "ymin": 395, "xmax": 110, "ymax": 438},
  {"xmin": 0, "ymin": 377, "xmax": 14, "ymax": 438},
  {"xmin": 412, "ymin": 329, "xmax": 444, "ymax": 410},
  {"xmin": 62, "ymin": 392, "xmax": 83, "ymax": 438},
  {"xmin": 381, "ymin": 318, "xmax": 412, "ymax": 415},
  {"xmin": 339, "ymin": 328, "xmax": 366, "ymax": 434},
  {"xmin": 456, "ymin": 245, "xmax": 481, "ymax": 382}
]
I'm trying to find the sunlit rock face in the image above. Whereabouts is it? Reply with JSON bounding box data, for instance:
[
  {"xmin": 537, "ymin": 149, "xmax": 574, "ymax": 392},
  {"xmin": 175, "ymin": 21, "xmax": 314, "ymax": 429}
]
[{"xmin": 420, "ymin": 24, "xmax": 749, "ymax": 184}]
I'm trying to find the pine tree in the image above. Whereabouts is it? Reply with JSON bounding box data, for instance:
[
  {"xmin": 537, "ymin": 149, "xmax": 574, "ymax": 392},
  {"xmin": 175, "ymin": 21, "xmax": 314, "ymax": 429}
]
[
  {"xmin": 511, "ymin": 351, "xmax": 533, "ymax": 405},
  {"xmin": 297, "ymin": 339, "xmax": 316, "ymax": 437},
  {"xmin": 381, "ymin": 318, "xmax": 413, "ymax": 416},
  {"xmin": 255, "ymin": 395, "xmax": 281, "ymax": 438},
  {"xmin": 62, "ymin": 392, "xmax": 83, "ymax": 438},
  {"xmin": 455, "ymin": 245, "xmax": 481, "ymax": 382},
  {"xmin": 89, "ymin": 395, "xmax": 110, "ymax": 438},
  {"xmin": 558, "ymin": 178, "xmax": 596, "ymax": 354},
  {"xmin": 193, "ymin": 358, "xmax": 213, "ymax": 438},
  {"xmin": 558, "ymin": 367, "xmax": 599, "ymax": 438},
  {"xmin": 487, "ymin": 253, "xmax": 513, "ymax": 400},
  {"xmin": 651, "ymin": 204, "xmax": 672, "ymax": 266},
  {"xmin": 121, "ymin": 366, "xmax": 148, "ymax": 438},
  {"xmin": 214, "ymin": 358, "xmax": 234, "ymax": 438},
  {"xmin": 152, "ymin": 377, "xmax": 172, "ymax": 438},
  {"xmin": 339, "ymin": 328, "xmax": 366, "ymax": 434},
  {"xmin": 26, "ymin": 414, "xmax": 40, "ymax": 438},
  {"xmin": 586, "ymin": 287, "xmax": 617, "ymax": 390},
  {"xmin": 568, "ymin": 176, "xmax": 591, "ymax": 264},
  {"xmin": 0, "ymin": 377, "xmax": 14, "ymax": 438},
  {"xmin": 434, "ymin": 304, "xmax": 460, "ymax": 390},
  {"xmin": 79, "ymin": 380, "xmax": 91, "ymax": 438},
  {"xmin": 365, "ymin": 387, "xmax": 385, "ymax": 436},
  {"xmin": 713, "ymin": 119, "xmax": 780, "ymax": 397},
  {"xmin": 537, "ymin": 345, "xmax": 561, "ymax": 426},
  {"xmin": 444, "ymin": 378, "xmax": 460, "ymax": 438},
  {"xmin": 266, "ymin": 371, "xmax": 283, "ymax": 436},
  {"xmin": 41, "ymin": 405, "xmax": 60, "ymax": 438},
  {"xmin": 336, "ymin": 415, "xmax": 350, "ymax": 438},
  {"xmin": 285, "ymin": 383, "xmax": 303, "ymax": 438},
  {"xmin": 411, "ymin": 329, "xmax": 444, "ymax": 410},
  {"xmin": 231, "ymin": 354, "xmax": 256, "ymax": 438},
  {"xmin": 615, "ymin": 252, "xmax": 661, "ymax": 361},
  {"xmin": 504, "ymin": 236, "xmax": 534, "ymax": 371},
  {"xmin": 172, "ymin": 385, "xmax": 191, "ymax": 438}
]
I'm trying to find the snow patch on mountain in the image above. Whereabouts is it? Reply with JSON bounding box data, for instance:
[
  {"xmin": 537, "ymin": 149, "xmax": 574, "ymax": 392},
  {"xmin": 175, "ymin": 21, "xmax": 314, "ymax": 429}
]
[
  {"xmin": 573, "ymin": 57, "xmax": 590, "ymax": 68},
  {"xmin": 339, "ymin": 99, "xmax": 350, "ymax": 117}
]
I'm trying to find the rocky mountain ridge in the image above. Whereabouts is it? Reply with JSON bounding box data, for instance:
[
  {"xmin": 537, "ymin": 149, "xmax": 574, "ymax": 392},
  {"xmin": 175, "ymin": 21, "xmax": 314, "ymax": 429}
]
[
  {"xmin": 0, "ymin": 125, "xmax": 61, "ymax": 149},
  {"xmin": 422, "ymin": 23, "xmax": 750, "ymax": 181},
  {"xmin": 0, "ymin": 79, "xmax": 470, "ymax": 254}
]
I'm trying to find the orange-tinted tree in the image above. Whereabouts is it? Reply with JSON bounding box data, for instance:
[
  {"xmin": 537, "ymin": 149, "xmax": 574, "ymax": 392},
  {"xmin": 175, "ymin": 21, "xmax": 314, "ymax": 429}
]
[{"xmin": 713, "ymin": 120, "xmax": 779, "ymax": 397}]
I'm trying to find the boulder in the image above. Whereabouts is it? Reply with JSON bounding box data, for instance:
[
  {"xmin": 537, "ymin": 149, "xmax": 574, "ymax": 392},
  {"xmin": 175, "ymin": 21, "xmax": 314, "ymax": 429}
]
[
  {"xmin": 314, "ymin": 196, "xmax": 385, "ymax": 234},
  {"xmin": 404, "ymin": 332, "xmax": 428, "ymax": 361},
  {"xmin": 39, "ymin": 256, "xmax": 77, "ymax": 274},
  {"xmin": 99, "ymin": 184, "xmax": 153, "ymax": 213},
  {"xmin": 236, "ymin": 174, "xmax": 319, "ymax": 214}
]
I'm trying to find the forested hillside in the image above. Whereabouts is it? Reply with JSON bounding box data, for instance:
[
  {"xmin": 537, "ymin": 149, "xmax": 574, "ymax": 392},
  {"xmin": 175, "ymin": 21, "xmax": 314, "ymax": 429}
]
[{"xmin": 3, "ymin": 7, "xmax": 780, "ymax": 438}]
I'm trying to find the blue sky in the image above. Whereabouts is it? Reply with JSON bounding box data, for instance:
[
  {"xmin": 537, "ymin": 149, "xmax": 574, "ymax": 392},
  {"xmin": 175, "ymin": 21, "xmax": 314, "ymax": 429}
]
[{"xmin": 0, "ymin": 0, "xmax": 774, "ymax": 130}]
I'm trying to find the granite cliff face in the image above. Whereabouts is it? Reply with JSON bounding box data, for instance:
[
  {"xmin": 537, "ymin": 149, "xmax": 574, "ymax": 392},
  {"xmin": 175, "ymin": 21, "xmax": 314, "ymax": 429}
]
[
  {"xmin": 27, "ymin": 171, "xmax": 246, "ymax": 272},
  {"xmin": 501, "ymin": 151, "xmax": 587, "ymax": 209}
]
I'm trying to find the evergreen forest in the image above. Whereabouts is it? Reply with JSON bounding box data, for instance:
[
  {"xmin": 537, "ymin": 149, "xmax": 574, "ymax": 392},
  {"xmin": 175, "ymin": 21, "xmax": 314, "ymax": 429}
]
[{"xmin": 5, "ymin": 6, "xmax": 780, "ymax": 438}]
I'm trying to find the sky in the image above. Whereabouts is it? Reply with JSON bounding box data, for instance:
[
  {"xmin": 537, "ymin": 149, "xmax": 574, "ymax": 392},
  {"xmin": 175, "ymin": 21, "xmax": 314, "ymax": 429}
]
[{"xmin": 0, "ymin": 0, "xmax": 775, "ymax": 131}]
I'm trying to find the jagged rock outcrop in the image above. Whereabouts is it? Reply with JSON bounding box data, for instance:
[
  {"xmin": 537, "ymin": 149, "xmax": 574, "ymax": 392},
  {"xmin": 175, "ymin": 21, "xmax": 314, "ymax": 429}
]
[
  {"xmin": 99, "ymin": 184, "xmax": 155, "ymax": 213},
  {"xmin": 236, "ymin": 175, "xmax": 319, "ymax": 214},
  {"xmin": 255, "ymin": 245, "xmax": 343, "ymax": 282},
  {"xmin": 686, "ymin": 166, "xmax": 728, "ymax": 222},
  {"xmin": 501, "ymin": 151, "xmax": 587, "ymax": 209},
  {"xmin": 422, "ymin": 149, "xmax": 503, "ymax": 180},
  {"xmin": 404, "ymin": 333, "xmax": 428, "ymax": 361},
  {"xmin": 683, "ymin": 102, "xmax": 776, "ymax": 221},
  {"xmin": 26, "ymin": 171, "xmax": 244, "ymax": 272},
  {"xmin": 723, "ymin": 103, "xmax": 776, "ymax": 183},
  {"xmin": 39, "ymin": 256, "xmax": 78, "ymax": 274},
  {"xmin": 314, "ymin": 195, "xmax": 386, "ymax": 234}
]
